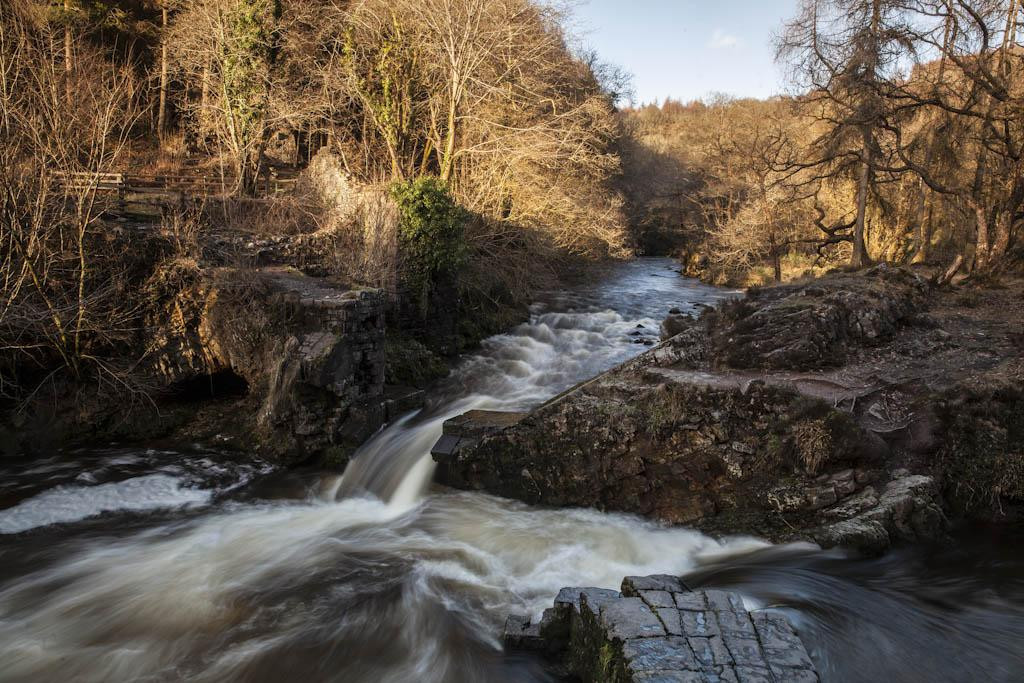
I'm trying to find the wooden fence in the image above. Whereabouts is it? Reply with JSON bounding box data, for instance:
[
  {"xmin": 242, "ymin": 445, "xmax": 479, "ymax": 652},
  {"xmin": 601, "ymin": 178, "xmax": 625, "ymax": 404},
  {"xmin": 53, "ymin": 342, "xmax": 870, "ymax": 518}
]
[{"xmin": 52, "ymin": 170, "xmax": 298, "ymax": 198}]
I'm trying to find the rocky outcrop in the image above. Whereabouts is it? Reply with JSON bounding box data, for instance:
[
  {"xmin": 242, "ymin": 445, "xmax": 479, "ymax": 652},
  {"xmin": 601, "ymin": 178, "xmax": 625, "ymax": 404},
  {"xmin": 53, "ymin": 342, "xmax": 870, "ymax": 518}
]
[
  {"xmin": 434, "ymin": 361, "xmax": 946, "ymax": 551},
  {"xmin": 432, "ymin": 410, "xmax": 528, "ymax": 464},
  {"xmin": 813, "ymin": 472, "xmax": 946, "ymax": 551},
  {"xmin": 148, "ymin": 266, "xmax": 392, "ymax": 464},
  {"xmin": 665, "ymin": 264, "xmax": 929, "ymax": 371},
  {"xmin": 505, "ymin": 575, "xmax": 819, "ymax": 682},
  {"xmin": 432, "ymin": 266, "xmax": 969, "ymax": 552}
]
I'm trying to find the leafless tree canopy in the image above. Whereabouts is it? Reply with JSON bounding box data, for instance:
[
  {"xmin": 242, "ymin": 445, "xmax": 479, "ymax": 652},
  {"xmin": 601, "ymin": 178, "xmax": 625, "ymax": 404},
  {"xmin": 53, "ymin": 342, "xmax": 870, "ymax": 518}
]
[
  {"xmin": 3, "ymin": 0, "xmax": 1024, "ymax": 397},
  {"xmin": 623, "ymin": 0, "xmax": 1024, "ymax": 283}
]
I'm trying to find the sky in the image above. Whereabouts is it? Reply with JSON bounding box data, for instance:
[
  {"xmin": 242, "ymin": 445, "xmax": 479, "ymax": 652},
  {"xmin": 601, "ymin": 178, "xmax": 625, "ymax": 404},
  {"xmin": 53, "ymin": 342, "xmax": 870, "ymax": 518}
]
[{"xmin": 571, "ymin": 0, "xmax": 802, "ymax": 105}]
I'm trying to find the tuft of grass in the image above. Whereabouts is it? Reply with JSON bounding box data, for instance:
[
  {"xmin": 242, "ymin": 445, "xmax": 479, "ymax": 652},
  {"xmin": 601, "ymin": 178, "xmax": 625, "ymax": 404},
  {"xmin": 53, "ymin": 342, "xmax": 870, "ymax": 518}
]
[{"xmin": 790, "ymin": 419, "xmax": 833, "ymax": 475}]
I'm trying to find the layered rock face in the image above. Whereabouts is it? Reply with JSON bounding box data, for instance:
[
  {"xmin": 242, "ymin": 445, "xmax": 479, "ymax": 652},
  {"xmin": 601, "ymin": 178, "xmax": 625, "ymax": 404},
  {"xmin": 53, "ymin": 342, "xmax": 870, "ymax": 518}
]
[
  {"xmin": 505, "ymin": 574, "xmax": 819, "ymax": 682},
  {"xmin": 434, "ymin": 266, "xmax": 967, "ymax": 552},
  {"xmin": 149, "ymin": 267, "xmax": 390, "ymax": 463}
]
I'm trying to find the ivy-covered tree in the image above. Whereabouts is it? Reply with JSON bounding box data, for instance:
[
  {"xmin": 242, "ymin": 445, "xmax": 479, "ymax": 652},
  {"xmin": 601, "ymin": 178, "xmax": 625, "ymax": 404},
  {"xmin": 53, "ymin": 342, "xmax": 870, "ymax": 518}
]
[
  {"xmin": 340, "ymin": 6, "xmax": 426, "ymax": 180},
  {"xmin": 167, "ymin": 0, "xmax": 282, "ymax": 194},
  {"xmin": 390, "ymin": 176, "xmax": 466, "ymax": 311}
]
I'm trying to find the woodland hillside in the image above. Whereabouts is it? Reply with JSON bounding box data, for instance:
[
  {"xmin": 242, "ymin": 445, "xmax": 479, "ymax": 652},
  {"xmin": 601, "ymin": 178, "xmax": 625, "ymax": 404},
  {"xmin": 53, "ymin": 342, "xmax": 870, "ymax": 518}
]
[
  {"xmin": 2, "ymin": 0, "xmax": 1024, "ymax": 408},
  {"xmin": 0, "ymin": 0, "xmax": 631, "ymax": 405},
  {"xmin": 622, "ymin": 0, "xmax": 1024, "ymax": 286}
]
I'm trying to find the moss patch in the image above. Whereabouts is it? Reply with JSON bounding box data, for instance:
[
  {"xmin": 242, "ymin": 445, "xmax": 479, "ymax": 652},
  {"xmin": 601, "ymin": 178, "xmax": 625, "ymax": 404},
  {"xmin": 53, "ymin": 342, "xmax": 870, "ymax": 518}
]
[
  {"xmin": 937, "ymin": 384, "xmax": 1024, "ymax": 513},
  {"xmin": 384, "ymin": 334, "xmax": 449, "ymax": 387}
]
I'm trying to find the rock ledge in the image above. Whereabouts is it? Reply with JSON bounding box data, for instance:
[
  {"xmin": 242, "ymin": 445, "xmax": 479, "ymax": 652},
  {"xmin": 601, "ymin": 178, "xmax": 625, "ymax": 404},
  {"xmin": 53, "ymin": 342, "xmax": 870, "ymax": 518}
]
[{"xmin": 506, "ymin": 575, "xmax": 819, "ymax": 682}]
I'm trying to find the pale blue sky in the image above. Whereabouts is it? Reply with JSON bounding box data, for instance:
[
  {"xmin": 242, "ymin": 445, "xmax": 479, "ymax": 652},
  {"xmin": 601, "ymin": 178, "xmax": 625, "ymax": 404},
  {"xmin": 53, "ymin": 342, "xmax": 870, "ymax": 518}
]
[{"xmin": 571, "ymin": 1, "xmax": 801, "ymax": 104}]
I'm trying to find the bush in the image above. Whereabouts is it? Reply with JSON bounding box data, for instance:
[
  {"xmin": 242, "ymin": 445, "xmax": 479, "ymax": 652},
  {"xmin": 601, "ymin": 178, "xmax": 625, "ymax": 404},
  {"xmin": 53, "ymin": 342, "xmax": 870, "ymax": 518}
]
[{"xmin": 390, "ymin": 177, "xmax": 466, "ymax": 310}]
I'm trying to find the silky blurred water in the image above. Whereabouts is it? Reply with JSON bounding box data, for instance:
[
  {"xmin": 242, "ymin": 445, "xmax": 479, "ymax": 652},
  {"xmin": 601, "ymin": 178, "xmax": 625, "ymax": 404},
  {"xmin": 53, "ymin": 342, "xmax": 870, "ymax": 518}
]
[{"xmin": 0, "ymin": 259, "xmax": 1022, "ymax": 682}]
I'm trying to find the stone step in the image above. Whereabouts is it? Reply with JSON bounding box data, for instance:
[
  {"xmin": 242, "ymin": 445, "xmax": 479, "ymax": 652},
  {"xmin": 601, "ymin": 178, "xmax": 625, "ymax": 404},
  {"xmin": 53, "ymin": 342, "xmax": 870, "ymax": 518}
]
[{"xmin": 430, "ymin": 410, "xmax": 527, "ymax": 461}]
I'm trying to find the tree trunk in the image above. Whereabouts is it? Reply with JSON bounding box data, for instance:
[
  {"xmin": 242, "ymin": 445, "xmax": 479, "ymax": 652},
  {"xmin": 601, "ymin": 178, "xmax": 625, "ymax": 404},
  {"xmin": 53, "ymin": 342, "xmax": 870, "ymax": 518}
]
[
  {"xmin": 910, "ymin": 180, "xmax": 931, "ymax": 264},
  {"xmin": 200, "ymin": 60, "xmax": 210, "ymax": 117},
  {"xmin": 852, "ymin": 143, "xmax": 872, "ymax": 268},
  {"xmin": 991, "ymin": 210, "xmax": 1013, "ymax": 264},
  {"xmin": 439, "ymin": 80, "xmax": 459, "ymax": 183},
  {"xmin": 157, "ymin": 3, "xmax": 169, "ymax": 141},
  {"xmin": 63, "ymin": 0, "xmax": 72, "ymax": 72},
  {"xmin": 851, "ymin": 0, "xmax": 881, "ymax": 269},
  {"xmin": 973, "ymin": 202, "xmax": 991, "ymax": 271}
]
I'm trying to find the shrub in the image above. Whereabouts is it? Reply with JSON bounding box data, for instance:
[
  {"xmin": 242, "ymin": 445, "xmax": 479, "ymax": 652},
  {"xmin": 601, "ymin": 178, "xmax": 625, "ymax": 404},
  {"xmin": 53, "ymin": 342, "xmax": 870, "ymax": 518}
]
[{"xmin": 390, "ymin": 177, "xmax": 466, "ymax": 311}]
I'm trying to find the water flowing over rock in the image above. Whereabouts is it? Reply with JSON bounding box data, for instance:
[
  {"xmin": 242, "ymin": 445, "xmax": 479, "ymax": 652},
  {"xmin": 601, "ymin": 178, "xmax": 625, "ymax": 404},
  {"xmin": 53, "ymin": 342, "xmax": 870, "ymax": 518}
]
[
  {"xmin": 3, "ymin": 259, "xmax": 1024, "ymax": 682},
  {"xmin": 430, "ymin": 265, "xmax": 1024, "ymax": 551}
]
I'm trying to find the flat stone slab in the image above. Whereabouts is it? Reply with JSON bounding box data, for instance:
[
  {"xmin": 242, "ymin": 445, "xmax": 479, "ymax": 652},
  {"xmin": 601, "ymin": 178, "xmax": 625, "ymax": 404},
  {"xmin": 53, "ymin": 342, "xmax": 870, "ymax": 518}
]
[
  {"xmin": 505, "ymin": 575, "xmax": 819, "ymax": 683},
  {"xmin": 431, "ymin": 410, "xmax": 528, "ymax": 461}
]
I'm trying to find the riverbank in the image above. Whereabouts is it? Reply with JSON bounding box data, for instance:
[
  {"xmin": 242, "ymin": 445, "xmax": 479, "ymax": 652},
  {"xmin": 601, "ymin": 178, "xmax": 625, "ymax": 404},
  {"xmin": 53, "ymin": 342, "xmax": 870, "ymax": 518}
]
[
  {"xmin": 0, "ymin": 218, "xmax": 530, "ymax": 467},
  {"xmin": 434, "ymin": 265, "xmax": 1024, "ymax": 552}
]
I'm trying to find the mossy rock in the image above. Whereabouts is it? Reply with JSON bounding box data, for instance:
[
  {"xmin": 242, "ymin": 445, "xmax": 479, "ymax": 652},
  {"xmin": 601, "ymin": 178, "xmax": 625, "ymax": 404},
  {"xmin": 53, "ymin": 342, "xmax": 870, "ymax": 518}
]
[
  {"xmin": 937, "ymin": 384, "xmax": 1024, "ymax": 513},
  {"xmin": 320, "ymin": 445, "xmax": 352, "ymax": 471},
  {"xmin": 384, "ymin": 334, "xmax": 449, "ymax": 387}
]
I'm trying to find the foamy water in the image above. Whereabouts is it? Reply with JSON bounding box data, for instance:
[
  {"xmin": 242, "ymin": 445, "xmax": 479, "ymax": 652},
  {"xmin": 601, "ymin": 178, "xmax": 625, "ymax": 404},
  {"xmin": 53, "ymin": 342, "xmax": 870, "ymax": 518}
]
[
  {"xmin": 0, "ymin": 259, "xmax": 741, "ymax": 682},
  {"xmin": 0, "ymin": 474, "xmax": 212, "ymax": 534},
  {"xmin": 3, "ymin": 260, "xmax": 1024, "ymax": 682}
]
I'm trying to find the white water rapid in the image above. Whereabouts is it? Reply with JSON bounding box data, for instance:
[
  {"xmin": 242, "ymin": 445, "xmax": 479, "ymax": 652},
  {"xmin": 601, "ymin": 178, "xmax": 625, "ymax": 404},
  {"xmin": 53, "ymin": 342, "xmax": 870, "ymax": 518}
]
[
  {"xmin": 4, "ymin": 259, "xmax": 1024, "ymax": 683},
  {"xmin": 0, "ymin": 260, "xmax": 756, "ymax": 682}
]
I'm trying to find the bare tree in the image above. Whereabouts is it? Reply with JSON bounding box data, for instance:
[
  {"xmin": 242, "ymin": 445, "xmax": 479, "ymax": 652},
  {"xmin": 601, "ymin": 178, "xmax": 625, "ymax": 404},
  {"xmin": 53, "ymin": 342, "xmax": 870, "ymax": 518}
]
[
  {"xmin": 778, "ymin": 0, "xmax": 912, "ymax": 267},
  {"xmin": 882, "ymin": 0, "xmax": 1024, "ymax": 271},
  {"xmin": 0, "ymin": 5, "xmax": 143, "ymax": 385},
  {"xmin": 157, "ymin": 0, "xmax": 169, "ymax": 140},
  {"xmin": 167, "ymin": 0, "xmax": 283, "ymax": 194}
]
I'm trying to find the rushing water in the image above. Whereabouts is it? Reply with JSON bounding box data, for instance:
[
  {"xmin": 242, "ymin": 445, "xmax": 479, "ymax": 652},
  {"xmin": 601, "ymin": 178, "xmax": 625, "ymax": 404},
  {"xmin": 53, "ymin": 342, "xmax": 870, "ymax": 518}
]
[{"xmin": 0, "ymin": 258, "xmax": 1022, "ymax": 682}]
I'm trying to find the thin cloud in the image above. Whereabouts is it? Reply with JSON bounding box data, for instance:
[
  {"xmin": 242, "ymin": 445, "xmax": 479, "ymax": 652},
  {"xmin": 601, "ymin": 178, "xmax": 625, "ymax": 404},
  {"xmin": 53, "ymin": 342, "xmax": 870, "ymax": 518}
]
[{"xmin": 709, "ymin": 29, "xmax": 740, "ymax": 50}]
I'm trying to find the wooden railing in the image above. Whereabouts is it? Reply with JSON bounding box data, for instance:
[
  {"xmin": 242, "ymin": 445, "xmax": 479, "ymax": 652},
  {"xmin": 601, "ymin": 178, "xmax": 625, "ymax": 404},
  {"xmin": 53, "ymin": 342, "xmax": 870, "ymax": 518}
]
[{"xmin": 52, "ymin": 170, "xmax": 298, "ymax": 198}]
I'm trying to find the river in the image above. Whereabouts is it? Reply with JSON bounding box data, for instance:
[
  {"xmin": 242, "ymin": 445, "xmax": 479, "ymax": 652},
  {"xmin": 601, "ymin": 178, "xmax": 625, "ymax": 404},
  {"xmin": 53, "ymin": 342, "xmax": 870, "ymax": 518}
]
[{"xmin": 1, "ymin": 258, "xmax": 1022, "ymax": 682}]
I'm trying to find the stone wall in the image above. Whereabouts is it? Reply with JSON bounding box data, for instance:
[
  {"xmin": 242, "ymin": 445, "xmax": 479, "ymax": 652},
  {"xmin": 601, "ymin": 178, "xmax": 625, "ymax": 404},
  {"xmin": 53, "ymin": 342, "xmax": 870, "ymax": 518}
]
[{"xmin": 148, "ymin": 266, "xmax": 391, "ymax": 464}]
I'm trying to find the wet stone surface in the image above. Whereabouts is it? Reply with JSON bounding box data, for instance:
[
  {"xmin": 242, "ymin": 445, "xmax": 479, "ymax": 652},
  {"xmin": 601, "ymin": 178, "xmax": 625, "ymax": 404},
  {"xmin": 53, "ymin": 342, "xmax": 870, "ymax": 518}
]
[{"xmin": 505, "ymin": 575, "xmax": 819, "ymax": 683}]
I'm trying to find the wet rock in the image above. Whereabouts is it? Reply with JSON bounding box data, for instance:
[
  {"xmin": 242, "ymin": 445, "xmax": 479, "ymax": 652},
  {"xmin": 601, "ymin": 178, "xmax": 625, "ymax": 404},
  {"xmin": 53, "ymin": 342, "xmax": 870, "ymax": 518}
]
[
  {"xmin": 660, "ymin": 313, "xmax": 697, "ymax": 341},
  {"xmin": 508, "ymin": 575, "xmax": 820, "ymax": 683},
  {"xmin": 623, "ymin": 575, "xmax": 689, "ymax": 595},
  {"xmin": 148, "ymin": 267, "xmax": 387, "ymax": 464},
  {"xmin": 434, "ymin": 373, "xmax": 887, "ymax": 540},
  {"xmin": 815, "ymin": 474, "xmax": 947, "ymax": 554},
  {"xmin": 503, "ymin": 614, "xmax": 545, "ymax": 650},
  {"xmin": 556, "ymin": 587, "xmax": 622, "ymax": 614},
  {"xmin": 600, "ymin": 598, "xmax": 667, "ymax": 640}
]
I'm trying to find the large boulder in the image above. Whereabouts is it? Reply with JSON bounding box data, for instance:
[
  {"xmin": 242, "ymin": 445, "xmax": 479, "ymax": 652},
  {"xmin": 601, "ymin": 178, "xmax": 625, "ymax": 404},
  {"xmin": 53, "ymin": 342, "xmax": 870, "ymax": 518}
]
[
  {"xmin": 702, "ymin": 265, "xmax": 928, "ymax": 371},
  {"xmin": 147, "ymin": 266, "xmax": 388, "ymax": 464},
  {"xmin": 433, "ymin": 366, "xmax": 947, "ymax": 550}
]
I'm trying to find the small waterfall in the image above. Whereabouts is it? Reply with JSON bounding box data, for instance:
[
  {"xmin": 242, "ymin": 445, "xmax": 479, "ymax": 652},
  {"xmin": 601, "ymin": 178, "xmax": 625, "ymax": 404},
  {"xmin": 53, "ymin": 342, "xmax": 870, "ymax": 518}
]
[
  {"xmin": 6, "ymin": 262, "xmax": 1024, "ymax": 683},
  {"xmin": 331, "ymin": 306, "xmax": 649, "ymax": 506},
  {"xmin": 0, "ymin": 259, "xmax": 761, "ymax": 683},
  {"xmin": 331, "ymin": 266, "xmax": 734, "ymax": 507}
]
